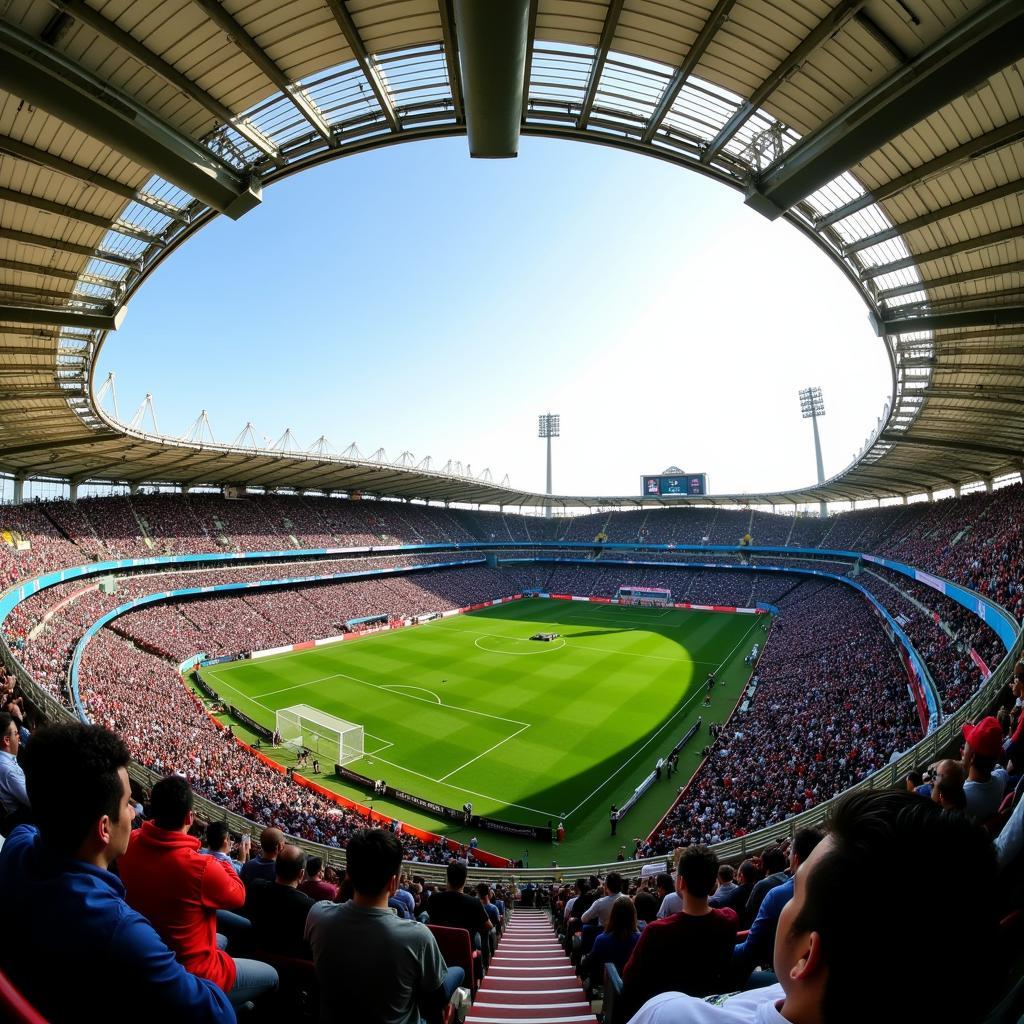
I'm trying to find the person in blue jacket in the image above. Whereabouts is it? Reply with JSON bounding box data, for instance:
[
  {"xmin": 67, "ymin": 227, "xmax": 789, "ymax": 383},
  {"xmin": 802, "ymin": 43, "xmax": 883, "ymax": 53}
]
[{"xmin": 0, "ymin": 721, "xmax": 235, "ymax": 1024}]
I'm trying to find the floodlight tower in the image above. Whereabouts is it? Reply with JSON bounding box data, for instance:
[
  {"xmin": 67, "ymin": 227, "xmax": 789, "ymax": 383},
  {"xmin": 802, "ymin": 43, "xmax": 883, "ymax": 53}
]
[
  {"xmin": 799, "ymin": 387, "xmax": 828, "ymax": 519},
  {"xmin": 538, "ymin": 413, "xmax": 560, "ymax": 519}
]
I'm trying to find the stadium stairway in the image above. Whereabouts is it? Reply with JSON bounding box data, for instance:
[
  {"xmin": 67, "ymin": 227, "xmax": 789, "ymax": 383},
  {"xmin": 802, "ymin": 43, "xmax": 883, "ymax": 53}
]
[{"xmin": 466, "ymin": 909, "xmax": 596, "ymax": 1024}]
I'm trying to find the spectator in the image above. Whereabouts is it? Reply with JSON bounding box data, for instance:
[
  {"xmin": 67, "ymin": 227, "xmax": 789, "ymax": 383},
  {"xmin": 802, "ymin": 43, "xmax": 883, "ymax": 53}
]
[
  {"xmin": 0, "ymin": 711, "xmax": 30, "ymax": 834},
  {"xmin": 244, "ymin": 844, "xmax": 315, "ymax": 958},
  {"xmin": 710, "ymin": 859, "xmax": 757, "ymax": 921},
  {"xmin": 628, "ymin": 790, "xmax": 1000, "ymax": 1024},
  {"xmin": 733, "ymin": 828, "xmax": 824, "ymax": 987},
  {"xmin": 962, "ymin": 717, "xmax": 1010, "ymax": 821},
  {"xmin": 930, "ymin": 759, "xmax": 967, "ymax": 812},
  {"xmin": 709, "ymin": 864, "xmax": 737, "ymax": 907},
  {"xmin": 622, "ymin": 845, "xmax": 738, "ymax": 1016},
  {"xmin": 241, "ymin": 826, "xmax": 285, "ymax": 886},
  {"xmin": 587, "ymin": 895, "xmax": 641, "ymax": 992},
  {"xmin": 0, "ymin": 722, "xmax": 234, "ymax": 1023},
  {"xmin": 201, "ymin": 820, "xmax": 248, "ymax": 875},
  {"xmin": 119, "ymin": 774, "xmax": 278, "ymax": 1007},
  {"xmin": 305, "ymin": 828, "xmax": 464, "ymax": 1024},
  {"xmin": 299, "ymin": 854, "xmax": 339, "ymax": 901},
  {"xmin": 582, "ymin": 870, "xmax": 625, "ymax": 928},
  {"xmin": 746, "ymin": 846, "xmax": 788, "ymax": 920},
  {"xmin": 426, "ymin": 860, "xmax": 493, "ymax": 951}
]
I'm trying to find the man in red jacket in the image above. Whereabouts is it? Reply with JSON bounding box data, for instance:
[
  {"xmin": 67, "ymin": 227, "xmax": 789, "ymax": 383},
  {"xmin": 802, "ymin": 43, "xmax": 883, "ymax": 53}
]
[{"xmin": 119, "ymin": 774, "xmax": 278, "ymax": 1007}]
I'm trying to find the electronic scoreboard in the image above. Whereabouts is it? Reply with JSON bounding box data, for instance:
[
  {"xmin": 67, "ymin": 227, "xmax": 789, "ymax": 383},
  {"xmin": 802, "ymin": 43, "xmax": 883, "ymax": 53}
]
[{"xmin": 641, "ymin": 473, "xmax": 708, "ymax": 497}]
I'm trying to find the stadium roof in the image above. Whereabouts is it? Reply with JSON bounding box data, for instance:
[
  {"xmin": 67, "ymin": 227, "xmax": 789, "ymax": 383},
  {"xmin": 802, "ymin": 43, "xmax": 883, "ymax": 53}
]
[{"xmin": 1, "ymin": 0, "xmax": 1022, "ymax": 508}]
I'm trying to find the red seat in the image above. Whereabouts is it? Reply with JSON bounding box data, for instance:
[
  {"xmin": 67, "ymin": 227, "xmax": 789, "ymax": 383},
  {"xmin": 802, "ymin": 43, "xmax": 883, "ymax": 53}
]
[
  {"xmin": 0, "ymin": 969, "xmax": 49, "ymax": 1024},
  {"xmin": 427, "ymin": 924, "xmax": 481, "ymax": 996}
]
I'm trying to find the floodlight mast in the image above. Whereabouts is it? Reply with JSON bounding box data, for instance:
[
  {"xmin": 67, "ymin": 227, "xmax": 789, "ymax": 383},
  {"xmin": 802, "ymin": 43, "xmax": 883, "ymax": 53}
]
[
  {"xmin": 538, "ymin": 413, "xmax": 560, "ymax": 519},
  {"xmin": 799, "ymin": 387, "xmax": 827, "ymax": 518}
]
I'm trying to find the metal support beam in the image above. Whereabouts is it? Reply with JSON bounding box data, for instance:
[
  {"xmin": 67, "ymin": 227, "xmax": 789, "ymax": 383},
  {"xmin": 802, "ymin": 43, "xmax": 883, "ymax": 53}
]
[
  {"xmin": 0, "ymin": 283, "xmax": 112, "ymax": 310},
  {"xmin": 437, "ymin": 0, "xmax": 464, "ymax": 122},
  {"xmin": 0, "ymin": 304, "xmax": 125, "ymax": 330},
  {"xmin": 44, "ymin": 0, "xmax": 281, "ymax": 166},
  {"xmin": 577, "ymin": 0, "xmax": 625, "ymax": 128},
  {"xmin": 0, "ymin": 134, "xmax": 187, "ymax": 222},
  {"xmin": 879, "ymin": 431, "xmax": 1023, "ymax": 460},
  {"xmin": 876, "ymin": 259, "xmax": 1024, "ymax": 300},
  {"xmin": 188, "ymin": 0, "xmax": 333, "ymax": 146},
  {"xmin": 642, "ymin": 0, "xmax": 738, "ymax": 145},
  {"xmin": 323, "ymin": 0, "xmax": 398, "ymax": 131},
  {"xmin": 704, "ymin": 0, "xmax": 865, "ymax": 163},
  {"xmin": 2, "ymin": 227, "xmax": 139, "ymax": 269},
  {"xmin": 453, "ymin": 0, "xmax": 530, "ymax": 157},
  {"xmin": 746, "ymin": 0, "xmax": 1024, "ymax": 219},
  {"xmin": 874, "ymin": 306, "xmax": 1024, "ymax": 335},
  {"xmin": 0, "ymin": 186, "xmax": 164, "ymax": 246},
  {"xmin": 861, "ymin": 226, "xmax": 1020, "ymax": 279},
  {"xmin": 520, "ymin": 0, "xmax": 539, "ymax": 124},
  {"xmin": 0, "ymin": 23, "xmax": 261, "ymax": 219},
  {"xmin": 0, "ymin": 433, "xmax": 121, "ymax": 459},
  {"xmin": 815, "ymin": 116, "xmax": 1024, "ymax": 228},
  {"xmin": 0, "ymin": 258, "xmax": 120, "ymax": 292},
  {"xmin": 842, "ymin": 178, "xmax": 1024, "ymax": 255}
]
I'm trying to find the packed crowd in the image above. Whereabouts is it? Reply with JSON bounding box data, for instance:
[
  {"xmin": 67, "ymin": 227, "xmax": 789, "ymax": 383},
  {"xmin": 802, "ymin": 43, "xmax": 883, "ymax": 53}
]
[{"xmin": 646, "ymin": 581, "xmax": 922, "ymax": 851}]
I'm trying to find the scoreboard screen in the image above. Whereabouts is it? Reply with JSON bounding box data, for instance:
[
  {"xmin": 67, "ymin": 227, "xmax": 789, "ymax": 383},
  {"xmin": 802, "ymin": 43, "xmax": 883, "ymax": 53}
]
[{"xmin": 642, "ymin": 474, "xmax": 708, "ymax": 496}]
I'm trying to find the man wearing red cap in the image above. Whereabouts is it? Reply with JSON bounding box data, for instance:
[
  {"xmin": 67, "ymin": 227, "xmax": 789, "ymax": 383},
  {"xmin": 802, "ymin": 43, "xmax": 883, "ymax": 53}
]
[{"xmin": 962, "ymin": 716, "xmax": 1010, "ymax": 822}]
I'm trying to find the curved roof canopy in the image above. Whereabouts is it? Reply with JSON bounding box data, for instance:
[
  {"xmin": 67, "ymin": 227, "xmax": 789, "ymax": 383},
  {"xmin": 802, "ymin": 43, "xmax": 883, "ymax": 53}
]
[{"xmin": 1, "ymin": 0, "xmax": 1022, "ymax": 507}]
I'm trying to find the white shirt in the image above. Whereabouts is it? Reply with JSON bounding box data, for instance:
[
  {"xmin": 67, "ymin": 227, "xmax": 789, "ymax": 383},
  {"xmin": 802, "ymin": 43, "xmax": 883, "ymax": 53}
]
[
  {"xmin": 630, "ymin": 985, "xmax": 788, "ymax": 1024},
  {"xmin": 581, "ymin": 891, "xmax": 619, "ymax": 927}
]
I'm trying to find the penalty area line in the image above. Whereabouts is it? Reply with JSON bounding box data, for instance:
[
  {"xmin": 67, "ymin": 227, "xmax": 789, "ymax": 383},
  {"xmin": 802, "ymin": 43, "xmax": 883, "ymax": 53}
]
[{"xmin": 437, "ymin": 723, "xmax": 532, "ymax": 783}]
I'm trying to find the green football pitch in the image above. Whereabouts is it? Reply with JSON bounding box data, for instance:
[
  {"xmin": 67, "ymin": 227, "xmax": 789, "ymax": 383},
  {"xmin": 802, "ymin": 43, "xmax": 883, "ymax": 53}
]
[{"xmin": 199, "ymin": 598, "xmax": 766, "ymax": 861}]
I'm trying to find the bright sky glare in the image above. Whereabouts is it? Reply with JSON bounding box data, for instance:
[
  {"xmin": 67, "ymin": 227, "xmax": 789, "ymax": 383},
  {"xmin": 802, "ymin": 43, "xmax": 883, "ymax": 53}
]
[{"xmin": 97, "ymin": 136, "xmax": 892, "ymax": 499}]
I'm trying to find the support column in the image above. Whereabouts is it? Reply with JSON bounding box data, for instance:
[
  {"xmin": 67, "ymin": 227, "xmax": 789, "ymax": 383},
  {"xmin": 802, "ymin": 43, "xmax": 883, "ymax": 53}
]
[
  {"xmin": 985, "ymin": 477, "xmax": 995, "ymax": 493},
  {"xmin": 129, "ymin": 482, "xmax": 140, "ymax": 495},
  {"xmin": 12, "ymin": 473, "xmax": 26, "ymax": 505},
  {"xmin": 901, "ymin": 495, "xmax": 908, "ymax": 505},
  {"xmin": 928, "ymin": 488, "xmax": 937, "ymax": 502},
  {"xmin": 954, "ymin": 484, "xmax": 962, "ymax": 497},
  {"xmin": 69, "ymin": 480, "xmax": 79, "ymax": 502}
]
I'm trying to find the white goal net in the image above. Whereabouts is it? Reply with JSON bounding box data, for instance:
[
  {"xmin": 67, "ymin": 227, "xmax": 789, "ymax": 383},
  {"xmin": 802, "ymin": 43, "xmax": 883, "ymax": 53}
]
[{"xmin": 275, "ymin": 704, "xmax": 364, "ymax": 766}]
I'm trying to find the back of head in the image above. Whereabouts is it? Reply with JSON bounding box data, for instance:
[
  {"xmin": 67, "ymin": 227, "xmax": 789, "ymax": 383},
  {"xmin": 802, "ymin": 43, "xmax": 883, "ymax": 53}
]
[
  {"xmin": 606, "ymin": 895, "xmax": 637, "ymax": 937},
  {"xmin": 791, "ymin": 789, "xmax": 999, "ymax": 1023},
  {"xmin": 206, "ymin": 820, "xmax": 230, "ymax": 851},
  {"xmin": 306, "ymin": 855, "xmax": 324, "ymax": 878},
  {"xmin": 22, "ymin": 723, "xmax": 129, "ymax": 856},
  {"xmin": 446, "ymin": 859, "xmax": 468, "ymax": 890},
  {"xmin": 345, "ymin": 828, "xmax": 402, "ymax": 897},
  {"xmin": 476, "ymin": 882, "xmax": 490, "ymax": 900},
  {"xmin": 677, "ymin": 845, "xmax": 718, "ymax": 899},
  {"xmin": 738, "ymin": 859, "xmax": 757, "ymax": 885},
  {"xmin": 762, "ymin": 845, "xmax": 787, "ymax": 875},
  {"xmin": 791, "ymin": 828, "xmax": 824, "ymax": 865},
  {"xmin": 655, "ymin": 871, "xmax": 673, "ymax": 894},
  {"xmin": 150, "ymin": 774, "xmax": 193, "ymax": 831},
  {"xmin": 605, "ymin": 871, "xmax": 623, "ymax": 894},
  {"xmin": 276, "ymin": 845, "xmax": 306, "ymax": 883},
  {"xmin": 260, "ymin": 826, "xmax": 285, "ymax": 856},
  {"xmin": 717, "ymin": 864, "xmax": 734, "ymax": 884}
]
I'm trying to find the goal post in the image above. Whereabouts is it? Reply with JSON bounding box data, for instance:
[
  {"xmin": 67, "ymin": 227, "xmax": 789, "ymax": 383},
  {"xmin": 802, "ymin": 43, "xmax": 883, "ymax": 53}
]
[
  {"xmin": 275, "ymin": 704, "xmax": 364, "ymax": 766},
  {"xmin": 615, "ymin": 585, "xmax": 672, "ymax": 607}
]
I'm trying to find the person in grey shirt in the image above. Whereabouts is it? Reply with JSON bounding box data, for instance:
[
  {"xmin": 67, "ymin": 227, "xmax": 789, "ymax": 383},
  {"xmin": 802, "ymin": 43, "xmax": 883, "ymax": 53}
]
[{"xmin": 305, "ymin": 829, "xmax": 463, "ymax": 1024}]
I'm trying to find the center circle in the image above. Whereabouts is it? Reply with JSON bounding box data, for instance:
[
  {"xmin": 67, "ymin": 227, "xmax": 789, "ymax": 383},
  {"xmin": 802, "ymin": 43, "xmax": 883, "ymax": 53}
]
[{"xmin": 473, "ymin": 635, "xmax": 566, "ymax": 655}]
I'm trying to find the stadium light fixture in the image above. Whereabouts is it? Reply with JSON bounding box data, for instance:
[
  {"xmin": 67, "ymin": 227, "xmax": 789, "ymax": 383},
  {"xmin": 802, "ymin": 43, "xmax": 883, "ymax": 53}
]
[
  {"xmin": 538, "ymin": 413, "xmax": 560, "ymax": 519},
  {"xmin": 798, "ymin": 387, "xmax": 827, "ymax": 518}
]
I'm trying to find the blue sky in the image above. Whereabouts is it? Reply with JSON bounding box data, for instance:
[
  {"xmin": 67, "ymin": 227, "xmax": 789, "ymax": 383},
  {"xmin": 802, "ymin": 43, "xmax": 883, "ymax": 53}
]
[{"xmin": 97, "ymin": 136, "xmax": 891, "ymax": 500}]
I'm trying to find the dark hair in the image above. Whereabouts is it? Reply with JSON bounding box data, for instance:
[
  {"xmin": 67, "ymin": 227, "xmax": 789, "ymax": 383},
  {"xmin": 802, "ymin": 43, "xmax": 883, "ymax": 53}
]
[
  {"xmin": 476, "ymin": 882, "xmax": 490, "ymax": 899},
  {"xmin": 906, "ymin": 771, "xmax": 924, "ymax": 788},
  {"xmin": 22, "ymin": 723, "xmax": 130, "ymax": 855},
  {"xmin": 655, "ymin": 872, "xmax": 673, "ymax": 893},
  {"xmin": 633, "ymin": 890, "xmax": 659, "ymax": 923},
  {"xmin": 575, "ymin": 877, "xmax": 587, "ymax": 894},
  {"xmin": 762, "ymin": 845, "xmax": 787, "ymax": 874},
  {"xmin": 790, "ymin": 790, "xmax": 999, "ymax": 1023},
  {"xmin": 306, "ymin": 855, "xmax": 324, "ymax": 877},
  {"xmin": 0, "ymin": 712, "xmax": 14, "ymax": 745},
  {"xmin": 717, "ymin": 864, "xmax": 734, "ymax": 883},
  {"xmin": 345, "ymin": 829, "xmax": 402, "ymax": 897},
  {"xmin": 206, "ymin": 820, "xmax": 230, "ymax": 851},
  {"xmin": 737, "ymin": 859, "xmax": 758, "ymax": 884},
  {"xmin": 150, "ymin": 774, "xmax": 193, "ymax": 830},
  {"xmin": 276, "ymin": 846, "xmax": 306, "ymax": 883},
  {"xmin": 677, "ymin": 845, "xmax": 718, "ymax": 898},
  {"xmin": 605, "ymin": 871, "xmax": 623, "ymax": 894},
  {"xmin": 972, "ymin": 751, "xmax": 997, "ymax": 776},
  {"xmin": 791, "ymin": 827, "xmax": 824, "ymax": 865},
  {"xmin": 606, "ymin": 895, "xmax": 637, "ymax": 938},
  {"xmin": 446, "ymin": 860, "xmax": 468, "ymax": 890}
]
